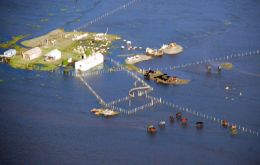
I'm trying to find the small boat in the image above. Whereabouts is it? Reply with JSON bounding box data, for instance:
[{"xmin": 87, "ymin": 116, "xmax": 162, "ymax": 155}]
[
  {"xmin": 90, "ymin": 108, "xmax": 119, "ymax": 117},
  {"xmin": 103, "ymin": 109, "xmax": 119, "ymax": 117},
  {"xmin": 147, "ymin": 125, "xmax": 157, "ymax": 134},
  {"xmin": 158, "ymin": 121, "xmax": 166, "ymax": 128},
  {"xmin": 90, "ymin": 108, "xmax": 101, "ymax": 113},
  {"xmin": 196, "ymin": 121, "xmax": 204, "ymax": 129}
]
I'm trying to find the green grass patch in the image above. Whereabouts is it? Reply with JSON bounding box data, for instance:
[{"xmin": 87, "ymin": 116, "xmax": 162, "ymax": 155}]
[
  {"xmin": 0, "ymin": 34, "xmax": 30, "ymax": 49},
  {"xmin": 7, "ymin": 29, "xmax": 120, "ymax": 71},
  {"xmin": 40, "ymin": 18, "xmax": 49, "ymax": 22},
  {"xmin": 48, "ymin": 13, "xmax": 54, "ymax": 16}
]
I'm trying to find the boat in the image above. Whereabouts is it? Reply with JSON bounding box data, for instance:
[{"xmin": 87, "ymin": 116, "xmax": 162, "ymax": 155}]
[
  {"xmin": 158, "ymin": 121, "xmax": 166, "ymax": 128},
  {"xmin": 145, "ymin": 47, "xmax": 164, "ymax": 56},
  {"xmin": 90, "ymin": 108, "xmax": 119, "ymax": 117},
  {"xmin": 103, "ymin": 109, "xmax": 119, "ymax": 117},
  {"xmin": 160, "ymin": 42, "xmax": 183, "ymax": 55},
  {"xmin": 221, "ymin": 120, "xmax": 228, "ymax": 127},
  {"xmin": 147, "ymin": 125, "xmax": 157, "ymax": 134},
  {"xmin": 125, "ymin": 55, "xmax": 152, "ymax": 64}
]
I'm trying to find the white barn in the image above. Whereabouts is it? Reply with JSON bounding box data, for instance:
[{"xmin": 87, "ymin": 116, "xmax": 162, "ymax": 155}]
[
  {"xmin": 3, "ymin": 49, "xmax": 16, "ymax": 58},
  {"xmin": 75, "ymin": 53, "xmax": 104, "ymax": 71},
  {"xmin": 44, "ymin": 49, "xmax": 61, "ymax": 61},
  {"xmin": 22, "ymin": 47, "xmax": 42, "ymax": 60}
]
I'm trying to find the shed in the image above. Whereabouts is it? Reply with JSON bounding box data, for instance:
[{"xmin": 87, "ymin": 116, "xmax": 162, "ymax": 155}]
[
  {"xmin": 44, "ymin": 49, "xmax": 61, "ymax": 61},
  {"xmin": 75, "ymin": 53, "xmax": 104, "ymax": 71},
  {"xmin": 3, "ymin": 49, "xmax": 16, "ymax": 58},
  {"xmin": 22, "ymin": 47, "xmax": 42, "ymax": 60}
]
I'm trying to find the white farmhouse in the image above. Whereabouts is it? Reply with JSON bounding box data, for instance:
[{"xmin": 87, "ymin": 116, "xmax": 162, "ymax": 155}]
[
  {"xmin": 44, "ymin": 49, "xmax": 61, "ymax": 61},
  {"xmin": 22, "ymin": 47, "xmax": 42, "ymax": 60},
  {"xmin": 75, "ymin": 53, "xmax": 104, "ymax": 71},
  {"xmin": 3, "ymin": 49, "xmax": 16, "ymax": 58}
]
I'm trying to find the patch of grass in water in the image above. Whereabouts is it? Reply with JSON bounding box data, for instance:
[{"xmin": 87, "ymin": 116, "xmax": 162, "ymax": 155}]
[
  {"xmin": 40, "ymin": 18, "xmax": 49, "ymax": 22},
  {"xmin": 0, "ymin": 34, "xmax": 30, "ymax": 49},
  {"xmin": 60, "ymin": 8, "xmax": 67, "ymax": 12},
  {"xmin": 32, "ymin": 25, "xmax": 41, "ymax": 29},
  {"xmin": 48, "ymin": 13, "xmax": 54, "ymax": 16}
]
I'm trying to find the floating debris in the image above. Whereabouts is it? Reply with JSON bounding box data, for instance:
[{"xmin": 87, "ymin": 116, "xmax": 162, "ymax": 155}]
[
  {"xmin": 90, "ymin": 108, "xmax": 119, "ymax": 117},
  {"xmin": 169, "ymin": 115, "xmax": 175, "ymax": 123},
  {"xmin": 181, "ymin": 117, "xmax": 188, "ymax": 125},
  {"xmin": 147, "ymin": 125, "xmax": 157, "ymax": 134},
  {"xmin": 158, "ymin": 120, "xmax": 166, "ymax": 128},
  {"xmin": 221, "ymin": 120, "xmax": 228, "ymax": 127},
  {"xmin": 230, "ymin": 125, "xmax": 238, "ymax": 135}
]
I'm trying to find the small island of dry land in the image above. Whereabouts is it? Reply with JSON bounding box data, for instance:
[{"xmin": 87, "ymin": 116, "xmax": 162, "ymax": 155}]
[{"xmin": 1, "ymin": 28, "xmax": 120, "ymax": 71}]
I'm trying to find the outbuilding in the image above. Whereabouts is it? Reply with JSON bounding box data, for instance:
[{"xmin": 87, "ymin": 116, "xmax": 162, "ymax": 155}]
[
  {"xmin": 22, "ymin": 47, "xmax": 42, "ymax": 60},
  {"xmin": 3, "ymin": 49, "xmax": 16, "ymax": 58},
  {"xmin": 44, "ymin": 49, "xmax": 61, "ymax": 61},
  {"xmin": 75, "ymin": 53, "xmax": 104, "ymax": 71}
]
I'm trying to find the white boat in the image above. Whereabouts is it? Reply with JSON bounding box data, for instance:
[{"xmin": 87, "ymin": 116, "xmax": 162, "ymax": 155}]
[
  {"xmin": 125, "ymin": 55, "xmax": 152, "ymax": 64},
  {"xmin": 75, "ymin": 53, "xmax": 104, "ymax": 71}
]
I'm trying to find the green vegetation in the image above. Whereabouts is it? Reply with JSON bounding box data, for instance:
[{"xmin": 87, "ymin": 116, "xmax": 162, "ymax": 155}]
[
  {"xmin": 48, "ymin": 13, "xmax": 54, "ymax": 16},
  {"xmin": 32, "ymin": 25, "xmax": 41, "ymax": 29},
  {"xmin": 124, "ymin": 64, "xmax": 143, "ymax": 73},
  {"xmin": 85, "ymin": 49, "xmax": 92, "ymax": 56},
  {"xmin": 0, "ymin": 34, "xmax": 30, "ymax": 49},
  {"xmin": 0, "ymin": 79, "xmax": 3, "ymax": 83},
  {"xmin": 40, "ymin": 18, "xmax": 49, "ymax": 22},
  {"xmin": 6, "ymin": 29, "xmax": 120, "ymax": 71}
]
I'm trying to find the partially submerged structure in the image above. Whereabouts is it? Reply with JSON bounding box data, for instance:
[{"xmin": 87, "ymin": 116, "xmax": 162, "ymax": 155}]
[
  {"xmin": 160, "ymin": 42, "xmax": 183, "ymax": 55},
  {"xmin": 44, "ymin": 49, "xmax": 61, "ymax": 61},
  {"xmin": 75, "ymin": 52, "xmax": 104, "ymax": 71},
  {"xmin": 146, "ymin": 47, "xmax": 164, "ymax": 56},
  {"xmin": 22, "ymin": 47, "xmax": 42, "ymax": 60}
]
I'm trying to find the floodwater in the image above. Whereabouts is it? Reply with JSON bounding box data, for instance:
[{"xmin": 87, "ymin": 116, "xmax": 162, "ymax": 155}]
[{"xmin": 0, "ymin": 0, "xmax": 260, "ymax": 164}]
